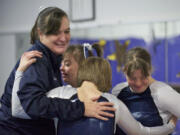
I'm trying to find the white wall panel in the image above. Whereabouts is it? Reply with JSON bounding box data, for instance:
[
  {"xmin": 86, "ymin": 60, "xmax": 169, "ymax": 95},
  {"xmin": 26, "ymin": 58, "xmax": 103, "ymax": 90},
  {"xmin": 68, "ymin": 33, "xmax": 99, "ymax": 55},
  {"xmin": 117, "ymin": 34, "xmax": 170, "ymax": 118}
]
[{"xmin": 0, "ymin": 35, "xmax": 16, "ymax": 97}]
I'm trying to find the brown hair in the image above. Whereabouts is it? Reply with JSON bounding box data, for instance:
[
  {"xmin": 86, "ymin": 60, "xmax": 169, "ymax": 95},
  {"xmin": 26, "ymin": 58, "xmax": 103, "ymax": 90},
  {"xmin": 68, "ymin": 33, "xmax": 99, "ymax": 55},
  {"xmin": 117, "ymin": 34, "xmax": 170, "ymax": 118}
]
[
  {"xmin": 30, "ymin": 7, "xmax": 68, "ymax": 44},
  {"xmin": 123, "ymin": 47, "xmax": 152, "ymax": 78},
  {"xmin": 77, "ymin": 57, "xmax": 112, "ymax": 92},
  {"xmin": 63, "ymin": 43, "xmax": 103, "ymax": 67}
]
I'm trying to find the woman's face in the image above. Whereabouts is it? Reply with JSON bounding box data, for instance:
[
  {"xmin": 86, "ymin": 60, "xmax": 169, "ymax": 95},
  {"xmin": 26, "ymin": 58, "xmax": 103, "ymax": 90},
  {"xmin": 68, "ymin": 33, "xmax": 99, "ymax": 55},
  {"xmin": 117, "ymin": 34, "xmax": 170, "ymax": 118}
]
[
  {"xmin": 39, "ymin": 16, "xmax": 70, "ymax": 55},
  {"xmin": 126, "ymin": 69, "xmax": 149, "ymax": 93},
  {"xmin": 60, "ymin": 55, "xmax": 79, "ymax": 87}
]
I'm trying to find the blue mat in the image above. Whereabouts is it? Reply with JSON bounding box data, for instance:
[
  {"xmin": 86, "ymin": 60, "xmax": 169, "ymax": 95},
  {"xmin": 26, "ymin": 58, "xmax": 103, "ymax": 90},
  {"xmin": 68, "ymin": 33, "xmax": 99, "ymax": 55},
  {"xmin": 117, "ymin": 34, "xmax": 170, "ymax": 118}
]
[{"xmin": 172, "ymin": 119, "xmax": 180, "ymax": 135}]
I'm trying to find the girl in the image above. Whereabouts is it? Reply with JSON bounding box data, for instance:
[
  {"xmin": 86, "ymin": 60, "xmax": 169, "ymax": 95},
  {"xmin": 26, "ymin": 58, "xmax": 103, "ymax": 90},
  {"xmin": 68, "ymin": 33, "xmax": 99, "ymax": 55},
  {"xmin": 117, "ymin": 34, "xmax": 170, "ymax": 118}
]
[{"xmin": 112, "ymin": 47, "xmax": 180, "ymax": 135}]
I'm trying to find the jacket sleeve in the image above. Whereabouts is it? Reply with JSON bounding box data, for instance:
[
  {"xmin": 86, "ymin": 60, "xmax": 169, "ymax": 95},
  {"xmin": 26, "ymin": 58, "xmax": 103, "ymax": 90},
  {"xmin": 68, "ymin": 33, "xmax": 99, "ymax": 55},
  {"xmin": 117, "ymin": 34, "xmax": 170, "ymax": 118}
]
[
  {"xmin": 111, "ymin": 82, "xmax": 128, "ymax": 96},
  {"xmin": 16, "ymin": 59, "xmax": 85, "ymax": 121}
]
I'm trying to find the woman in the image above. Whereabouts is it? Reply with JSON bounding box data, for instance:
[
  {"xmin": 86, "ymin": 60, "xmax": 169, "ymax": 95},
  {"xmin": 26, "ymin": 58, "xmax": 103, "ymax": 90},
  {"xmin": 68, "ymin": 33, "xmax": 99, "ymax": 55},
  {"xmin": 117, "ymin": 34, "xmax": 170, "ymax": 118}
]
[
  {"xmin": 0, "ymin": 7, "xmax": 114, "ymax": 135},
  {"xmin": 112, "ymin": 47, "xmax": 180, "ymax": 135},
  {"xmin": 13, "ymin": 44, "xmax": 175, "ymax": 135}
]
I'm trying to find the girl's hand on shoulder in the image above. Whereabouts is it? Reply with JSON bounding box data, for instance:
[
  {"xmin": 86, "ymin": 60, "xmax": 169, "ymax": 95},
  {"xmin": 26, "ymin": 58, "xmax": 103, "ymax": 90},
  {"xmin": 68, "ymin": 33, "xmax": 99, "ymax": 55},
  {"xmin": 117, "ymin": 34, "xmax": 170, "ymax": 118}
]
[{"xmin": 17, "ymin": 51, "xmax": 42, "ymax": 72}]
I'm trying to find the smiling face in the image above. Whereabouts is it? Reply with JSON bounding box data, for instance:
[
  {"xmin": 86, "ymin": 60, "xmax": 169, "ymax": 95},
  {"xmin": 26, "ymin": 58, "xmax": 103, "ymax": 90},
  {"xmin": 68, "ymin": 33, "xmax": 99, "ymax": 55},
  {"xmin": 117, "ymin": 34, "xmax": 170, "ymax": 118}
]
[
  {"xmin": 39, "ymin": 16, "xmax": 70, "ymax": 55},
  {"xmin": 126, "ymin": 69, "xmax": 149, "ymax": 93},
  {"xmin": 60, "ymin": 55, "xmax": 79, "ymax": 87}
]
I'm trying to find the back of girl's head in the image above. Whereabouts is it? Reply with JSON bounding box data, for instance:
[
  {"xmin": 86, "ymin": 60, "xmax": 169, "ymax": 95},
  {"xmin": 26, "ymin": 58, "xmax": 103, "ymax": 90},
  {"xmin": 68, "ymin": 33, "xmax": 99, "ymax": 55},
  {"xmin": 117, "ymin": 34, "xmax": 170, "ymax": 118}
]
[
  {"xmin": 123, "ymin": 47, "xmax": 152, "ymax": 77},
  {"xmin": 77, "ymin": 57, "xmax": 112, "ymax": 92},
  {"xmin": 30, "ymin": 7, "xmax": 68, "ymax": 44},
  {"xmin": 63, "ymin": 43, "xmax": 103, "ymax": 66}
]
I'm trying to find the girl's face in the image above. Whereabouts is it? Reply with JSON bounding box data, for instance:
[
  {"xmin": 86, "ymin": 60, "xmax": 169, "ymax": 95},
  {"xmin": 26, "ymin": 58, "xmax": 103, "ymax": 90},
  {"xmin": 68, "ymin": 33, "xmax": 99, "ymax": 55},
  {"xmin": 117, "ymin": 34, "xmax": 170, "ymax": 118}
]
[
  {"xmin": 126, "ymin": 69, "xmax": 150, "ymax": 93},
  {"xmin": 60, "ymin": 55, "xmax": 78, "ymax": 87},
  {"xmin": 39, "ymin": 17, "xmax": 70, "ymax": 55}
]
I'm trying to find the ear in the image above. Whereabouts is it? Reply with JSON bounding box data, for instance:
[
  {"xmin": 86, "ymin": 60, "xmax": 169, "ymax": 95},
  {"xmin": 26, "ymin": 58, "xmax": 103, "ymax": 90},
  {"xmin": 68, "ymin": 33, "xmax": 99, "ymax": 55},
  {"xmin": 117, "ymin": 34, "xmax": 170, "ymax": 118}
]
[{"xmin": 37, "ymin": 28, "xmax": 43, "ymax": 36}]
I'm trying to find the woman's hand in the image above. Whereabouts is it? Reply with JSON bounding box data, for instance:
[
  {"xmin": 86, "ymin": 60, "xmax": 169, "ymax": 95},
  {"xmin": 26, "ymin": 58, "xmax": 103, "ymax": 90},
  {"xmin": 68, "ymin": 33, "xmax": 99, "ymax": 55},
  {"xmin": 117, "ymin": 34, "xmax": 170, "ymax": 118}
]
[
  {"xmin": 84, "ymin": 97, "xmax": 116, "ymax": 121},
  {"xmin": 17, "ymin": 51, "xmax": 42, "ymax": 72}
]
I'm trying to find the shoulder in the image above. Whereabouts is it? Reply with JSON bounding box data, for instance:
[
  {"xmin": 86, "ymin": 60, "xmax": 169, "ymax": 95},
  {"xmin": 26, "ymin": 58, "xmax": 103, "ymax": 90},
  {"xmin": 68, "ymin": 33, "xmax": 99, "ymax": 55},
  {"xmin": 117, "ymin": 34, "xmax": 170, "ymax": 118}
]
[
  {"xmin": 24, "ymin": 46, "xmax": 53, "ymax": 75},
  {"xmin": 150, "ymin": 81, "xmax": 174, "ymax": 94},
  {"xmin": 102, "ymin": 93, "xmax": 117, "ymax": 102},
  {"xmin": 150, "ymin": 81, "xmax": 180, "ymax": 116},
  {"xmin": 61, "ymin": 85, "xmax": 77, "ymax": 98},
  {"xmin": 111, "ymin": 82, "xmax": 128, "ymax": 96},
  {"xmin": 28, "ymin": 43, "xmax": 51, "ymax": 64},
  {"xmin": 102, "ymin": 93, "xmax": 122, "ymax": 110},
  {"xmin": 149, "ymin": 81, "xmax": 177, "ymax": 103},
  {"xmin": 46, "ymin": 85, "xmax": 77, "ymax": 99},
  {"xmin": 102, "ymin": 93, "xmax": 131, "ymax": 122}
]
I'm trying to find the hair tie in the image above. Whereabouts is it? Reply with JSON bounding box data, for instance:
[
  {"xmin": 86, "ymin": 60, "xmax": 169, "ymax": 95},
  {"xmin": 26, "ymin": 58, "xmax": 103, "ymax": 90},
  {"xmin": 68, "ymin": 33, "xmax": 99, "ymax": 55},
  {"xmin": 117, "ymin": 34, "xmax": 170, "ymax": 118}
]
[{"xmin": 83, "ymin": 43, "xmax": 92, "ymax": 58}]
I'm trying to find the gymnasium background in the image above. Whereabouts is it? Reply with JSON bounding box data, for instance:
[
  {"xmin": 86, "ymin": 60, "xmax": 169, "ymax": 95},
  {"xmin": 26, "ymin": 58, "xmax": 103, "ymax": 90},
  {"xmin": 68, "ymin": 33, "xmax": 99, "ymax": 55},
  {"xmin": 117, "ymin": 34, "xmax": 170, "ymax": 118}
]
[
  {"xmin": 70, "ymin": 36, "xmax": 180, "ymax": 88},
  {"xmin": 0, "ymin": 0, "xmax": 180, "ymax": 134}
]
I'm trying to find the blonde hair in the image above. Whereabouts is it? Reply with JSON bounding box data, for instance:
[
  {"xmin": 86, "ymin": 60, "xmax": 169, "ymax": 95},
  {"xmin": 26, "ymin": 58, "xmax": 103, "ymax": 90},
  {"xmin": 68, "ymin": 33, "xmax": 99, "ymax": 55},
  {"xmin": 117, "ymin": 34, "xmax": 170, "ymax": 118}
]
[{"xmin": 77, "ymin": 57, "xmax": 112, "ymax": 92}]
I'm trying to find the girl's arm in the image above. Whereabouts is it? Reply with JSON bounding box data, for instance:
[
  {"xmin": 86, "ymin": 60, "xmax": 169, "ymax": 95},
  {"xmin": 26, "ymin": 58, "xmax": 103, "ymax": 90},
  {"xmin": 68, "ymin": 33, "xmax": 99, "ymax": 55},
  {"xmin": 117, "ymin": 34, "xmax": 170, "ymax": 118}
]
[
  {"xmin": 12, "ymin": 51, "xmax": 115, "ymax": 121},
  {"xmin": 103, "ymin": 93, "xmax": 175, "ymax": 135},
  {"xmin": 158, "ymin": 84, "xmax": 180, "ymax": 118},
  {"xmin": 12, "ymin": 51, "xmax": 42, "ymax": 118},
  {"xmin": 115, "ymin": 98, "xmax": 175, "ymax": 135}
]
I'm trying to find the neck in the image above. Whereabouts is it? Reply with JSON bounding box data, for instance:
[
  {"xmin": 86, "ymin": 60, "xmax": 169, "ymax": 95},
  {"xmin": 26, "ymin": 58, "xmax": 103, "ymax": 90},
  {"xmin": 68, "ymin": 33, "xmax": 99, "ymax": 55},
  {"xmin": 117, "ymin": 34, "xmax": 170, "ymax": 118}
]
[
  {"xmin": 77, "ymin": 81, "xmax": 102, "ymax": 102},
  {"xmin": 148, "ymin": 76, "xmax": 156, "ymax": 85},
  {"xmin": 71, "ymin": 81, "xmax": 78, "ymax": 88}
]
